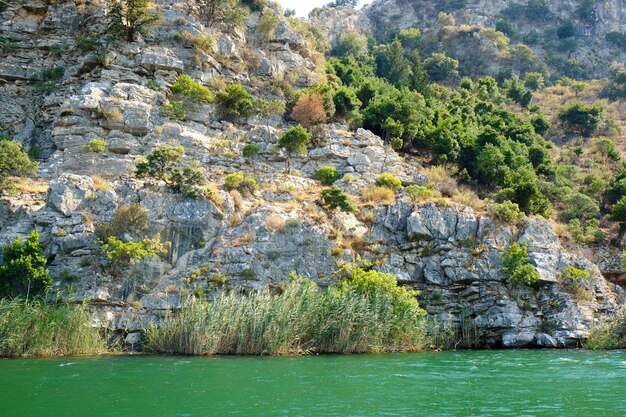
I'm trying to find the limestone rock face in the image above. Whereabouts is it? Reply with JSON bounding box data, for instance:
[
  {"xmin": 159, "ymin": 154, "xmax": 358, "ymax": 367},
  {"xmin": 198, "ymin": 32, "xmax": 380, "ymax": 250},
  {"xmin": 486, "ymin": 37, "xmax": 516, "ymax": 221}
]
[{"xmin": 0, "ymin": 0, "xmax": 622, "ymax": 348}]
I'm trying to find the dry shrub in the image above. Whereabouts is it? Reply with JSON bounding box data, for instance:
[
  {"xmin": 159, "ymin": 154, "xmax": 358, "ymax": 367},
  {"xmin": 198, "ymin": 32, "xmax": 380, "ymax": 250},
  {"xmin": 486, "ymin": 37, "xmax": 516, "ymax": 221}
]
[
  {"xmin": 232, "ymin": 232, "xmax": 254, "ymax": 246},
  {"xmin": 421, "ymin": 166, "xmax": 458, "ymax": 196},
  {"xmin": 291, "ymin": 93, "xmax": 327, "ymax": 127},
  {"xmin": 263, "ymin": 214, "xmax": 286, "ymax": 232},
  {"xmin": 92, "ymin": 175, "xmax": 112, "ymax": 191},
  {"xmin": 103, "ymin": 107, "xmax": 123, "ymax": 122},
  {"xmin": 230, "ymin": 213, "xmax": 245, "ymax": 227},
  {"xmin": 362, "ymin": 186, "xmax": 396, "ymax": 206}
]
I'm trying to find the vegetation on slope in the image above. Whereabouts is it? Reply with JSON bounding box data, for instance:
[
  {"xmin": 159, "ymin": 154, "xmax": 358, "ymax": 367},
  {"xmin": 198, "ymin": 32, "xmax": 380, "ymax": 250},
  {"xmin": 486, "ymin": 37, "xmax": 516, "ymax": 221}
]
[{"xmin": 145, "ymin": 267, "xmax": 428, "ymax": 355}]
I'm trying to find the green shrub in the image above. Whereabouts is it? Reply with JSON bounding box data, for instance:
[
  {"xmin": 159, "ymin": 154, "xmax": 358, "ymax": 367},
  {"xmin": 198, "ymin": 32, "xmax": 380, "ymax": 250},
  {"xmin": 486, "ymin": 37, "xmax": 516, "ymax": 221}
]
[
  {"xmin": 405, "ymin": 185, "xmax": 435, "ymax": 201},
  {"xmin": 487, "ymin": 201, "xmax": 526, "ymax": 223},
  {"xmin": 501, "ymin": 242, "xmax": 540, "ymax": 286},
  {"xmin": 321, "ymin": 185, "xmax": 358, "ymax": 213},
  {"xmin": 136, "ymin": 145, "xmax": 185, "ymax": 185},
  {"xmin": 174, "ymin": 161, "xmax": 209, "ymax": 199},
  {"xmin": 564, "ymin": 266, "xmax": 590, "ymax": 282},
  {"xmin": 0, "ymin": 299, "xmax": 106, "ymax": 357},
  {"xmin": 33, "ymin": 66, "xmax": 65, "ymax": 92},
  {"xmin": 313, "ymin": 166, "xmax": 340, "ymax": 185},
  {"xmin": 558, "ymin": 101, "xmax": 603, "ymax": 136},
  {"xmin": 224, "ymin": 172, "xmax": 258, "ymax": 195},
  {"xmin": 86, "ymin": 139, "xmax": 106, "ymax": 153},
  {"xmin": 0, "ymin": 139, "xmax": 39, "ymax": 188},
  {"xmin": 100, "ymin": 235, "xmax": 167, "ymax": 271},
  {"xmin": 161, "ymin": 101, "xmax": 186, "ymax": 120},
  {"xmin": 0, "ymin": 231, "xmax": 51, "ymax": 299},
  {"xmin": 596, "ymin": 138, "xmax": 621, "ymax": 161},
  {"xmin": 242, "ymin": 143, "xmax": 261, "ymax": 162},
  {"xmin": 376, "ymin": 173, "xmax": 402, "ymax": 190},
  {"xmin": 217, "ymin": 84, "xmax": 254, "ymax": 117},
  {"xmin": 171, "ymin": 74, "xmax": 214, "ymax": 103},
  {"xmin": 144, "ymin": 267, "xmax": 427, "ymax": 355}
]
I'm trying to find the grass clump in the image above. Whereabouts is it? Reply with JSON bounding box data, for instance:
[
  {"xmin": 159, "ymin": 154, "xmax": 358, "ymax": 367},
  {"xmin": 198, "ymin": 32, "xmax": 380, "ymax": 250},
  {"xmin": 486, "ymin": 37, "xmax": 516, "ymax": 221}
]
[
  {"xmin": 144, "ymin": 267, "xmax": 428, "ymax": 355},
  {"xmin": 362, "ymin": 186, "xmax": 395, "ymax": 206},
  {"xmin": 0, "ymin": 298, "xmax": 106, "ymax": 357}
]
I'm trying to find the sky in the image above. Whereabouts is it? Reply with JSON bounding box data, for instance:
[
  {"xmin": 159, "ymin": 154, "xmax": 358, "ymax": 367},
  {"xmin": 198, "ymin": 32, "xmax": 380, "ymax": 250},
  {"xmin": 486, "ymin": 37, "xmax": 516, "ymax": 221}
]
[{"xmin": 276, "ymin": 0, "xmax": 374, "ymax": 17}]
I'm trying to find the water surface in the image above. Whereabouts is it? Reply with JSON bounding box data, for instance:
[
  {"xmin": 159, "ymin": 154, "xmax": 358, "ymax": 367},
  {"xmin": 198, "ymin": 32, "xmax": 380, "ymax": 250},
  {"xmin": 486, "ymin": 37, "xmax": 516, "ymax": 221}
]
[{"xmin": 1, "ymin": 350, "xmax": 624, "ymax": 416}]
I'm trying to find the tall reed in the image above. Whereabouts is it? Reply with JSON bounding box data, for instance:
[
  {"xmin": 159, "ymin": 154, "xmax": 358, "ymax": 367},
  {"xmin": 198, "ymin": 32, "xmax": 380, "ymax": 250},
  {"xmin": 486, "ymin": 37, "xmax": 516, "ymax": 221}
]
[
  {"xmin": 586, "ymin": 305, "xmax": 626, "ymax": 349},
  {"xmin": 0, "ymin": 298, "xmax": 107, "ymax": 357},
  {"xmin": 145, "ymin": 270, "xmax": 429, "ymax": 356}
]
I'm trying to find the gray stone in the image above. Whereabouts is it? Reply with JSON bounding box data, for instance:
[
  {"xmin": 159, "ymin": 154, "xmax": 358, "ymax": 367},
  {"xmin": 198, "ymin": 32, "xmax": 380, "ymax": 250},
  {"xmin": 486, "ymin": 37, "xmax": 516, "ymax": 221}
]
[{"xmin": 503, "ymin": 331, "xmax": 536, "ymax": 348}]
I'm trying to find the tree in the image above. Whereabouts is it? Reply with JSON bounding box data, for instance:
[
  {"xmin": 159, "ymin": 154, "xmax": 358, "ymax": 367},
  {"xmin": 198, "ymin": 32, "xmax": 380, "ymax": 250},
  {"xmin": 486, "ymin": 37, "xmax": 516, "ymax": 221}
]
[
  {"xmin": 136, "ymin": 145, "xmax": 184, "ymax": 185},
  {"xmin": 186, "ymin": 0, "xmax": 237, "ymax": 27},
  {"xmin": 333, "ymin": 31, "xmax": 368, "ymax": 59},
  {"xmin": 410, "ymin": 51, "xmax": 430, "ymax": 94},
  {"xmin": 106, "ymin": 0, "xmax": 163, "ymax": 42},
  {"xmin": 277, "ymin": 125, "xmax": 311, "ymax": 173},
  {"xmin": 558, "ymin": 101, "xmax": 603, "ymax": 136},
  {"xmin": 504, "ymin": 77, "xmax": 533, "ymax": 108},
  {"xmin": 424, "ymin": 53, "xmax": 459, "ymax": 84},
  {"xmin": 0, "ymin": 231, "xmax": 50, "ymax": 299},
  {"xmin": 291, "ymin": 93, "xmax": 327, "ymax": 127},
  {"xmin": 242, "ymin": 143, "xmax": 261, "ymax": 165},
  {"xmin": 0, "ymin": 139, "xmax": 38, "ymax": 189},
  {"xmin": 375, "ymin": 39, "xmax": 412, "ymax": 87}
]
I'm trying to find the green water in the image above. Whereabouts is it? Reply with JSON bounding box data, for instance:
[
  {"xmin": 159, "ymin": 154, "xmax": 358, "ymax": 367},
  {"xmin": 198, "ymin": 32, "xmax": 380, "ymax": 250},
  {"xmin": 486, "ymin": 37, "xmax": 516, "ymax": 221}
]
[{"xmin": 1, "ymin": 350, "xmax": 625, "ymax": 417}]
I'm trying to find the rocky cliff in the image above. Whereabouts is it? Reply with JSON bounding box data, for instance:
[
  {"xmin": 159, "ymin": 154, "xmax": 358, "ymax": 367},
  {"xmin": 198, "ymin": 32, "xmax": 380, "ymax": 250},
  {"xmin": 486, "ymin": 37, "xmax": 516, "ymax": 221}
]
[
  {"xmin": 0, "ymin": 0, "xmax": 624, "ymax": 349},
  {"xmin": 314, "ymin": 0, "xmax": 626, "ymax": 78}
]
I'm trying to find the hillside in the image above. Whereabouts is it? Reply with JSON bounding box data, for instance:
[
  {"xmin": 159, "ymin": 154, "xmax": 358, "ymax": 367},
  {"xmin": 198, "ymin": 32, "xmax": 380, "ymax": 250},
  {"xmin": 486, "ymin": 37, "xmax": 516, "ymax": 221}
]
[{"xmin": 0, "ymin": 0, "xmax": 625, "ymax": 351}]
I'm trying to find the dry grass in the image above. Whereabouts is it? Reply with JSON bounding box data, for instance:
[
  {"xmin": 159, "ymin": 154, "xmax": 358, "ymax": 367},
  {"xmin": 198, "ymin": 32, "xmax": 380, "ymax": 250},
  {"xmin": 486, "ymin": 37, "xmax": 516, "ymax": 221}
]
[
  {"xmin": 452, "ymin": 187, "xmax": 485, "ymax": 212},
  {"xmin": 91, "ymin": 175, "xmax": 112, "ymax": 191},
  {"xmin": 263, "ymin": 214, "xmax": 286, "ymax": 232},
  {"xmin": 11, "ymin": 177, "xmax": 48, "ymax": 194},
  {"xmin": 232, "ymin": 232, "xmax": 254, "ymax": 247},
  {"xmin": 361, "ymin": 186, "xmax": 396, "ymax": 206},
  {"xmin": 421, "ymin": 166, "xmax": 458, "ymax": 197}
]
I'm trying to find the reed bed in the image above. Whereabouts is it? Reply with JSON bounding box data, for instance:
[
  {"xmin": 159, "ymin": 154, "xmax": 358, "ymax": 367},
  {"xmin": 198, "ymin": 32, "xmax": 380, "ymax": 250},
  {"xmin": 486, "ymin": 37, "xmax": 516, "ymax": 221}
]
[
  {"xmin": 145, "ymin": 273, "xmax": 428, "ymax": 356},
  {"xmin": 586, "ymin": 305, "xmax": 626, "ymax": 350},
  {"xmin": 0, "ymin": 298, "xmax": 107, "ymax": 357}
]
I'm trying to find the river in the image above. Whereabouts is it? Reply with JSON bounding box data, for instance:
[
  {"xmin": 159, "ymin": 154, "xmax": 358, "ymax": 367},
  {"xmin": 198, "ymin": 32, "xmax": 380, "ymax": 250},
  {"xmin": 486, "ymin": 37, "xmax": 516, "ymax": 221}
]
[{"xmin": 1, "ymin": 350, "xmax": 625, "ymax": 416}]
